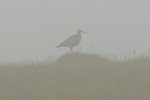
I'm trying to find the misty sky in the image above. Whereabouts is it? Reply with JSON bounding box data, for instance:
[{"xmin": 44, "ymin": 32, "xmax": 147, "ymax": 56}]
[{"xmin": 0, "ymin": 0, "xmax": 150, "ymax": 62}]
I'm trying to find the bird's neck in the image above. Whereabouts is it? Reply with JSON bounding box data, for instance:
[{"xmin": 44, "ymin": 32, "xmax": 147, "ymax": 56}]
[
  {"xmin": 77, "ymin": 33, "xmax": 81, "ymax": 36},
  {"xmin": 77, "ymin": 33, "xmax": 82, "ymax": 39}
]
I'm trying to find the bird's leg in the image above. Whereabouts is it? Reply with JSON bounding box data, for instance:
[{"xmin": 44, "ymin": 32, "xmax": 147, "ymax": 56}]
[
  {"xmin": 70, "ymin": 48, "xmax": 71, "ymax": 54},
  {"xmin": 72, "ymin": 48, "xmax": 73, "ymax": 53},
  {"xmin": 70, "ymin": 48, "xmax": 73, "ymax": 54}
]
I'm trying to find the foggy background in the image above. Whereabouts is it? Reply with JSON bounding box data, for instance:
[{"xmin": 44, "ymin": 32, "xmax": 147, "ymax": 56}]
[{"xmin": 0, "ymin": 0, "xmax": 150, "ymax": 62}]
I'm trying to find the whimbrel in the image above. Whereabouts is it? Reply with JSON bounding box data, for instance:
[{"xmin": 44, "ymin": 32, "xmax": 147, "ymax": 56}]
[{"xmin": 57, "ymin": 29, "xmax": 88, "ymax": 53}]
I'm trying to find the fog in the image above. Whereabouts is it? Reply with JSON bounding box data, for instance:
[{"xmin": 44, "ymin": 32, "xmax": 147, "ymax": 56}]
[{"xmin": 0, "ymin": 0, "xmax": 150, "ymax": 62}]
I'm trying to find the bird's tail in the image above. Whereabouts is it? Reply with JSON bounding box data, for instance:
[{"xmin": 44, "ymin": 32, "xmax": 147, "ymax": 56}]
[
  {"xmin": 57, "ymin": 43, "xmax": 63, "ymax": 48},
  {"xmin": 57, "ymin": 45, "xmax": 60, "ymax": 48}
]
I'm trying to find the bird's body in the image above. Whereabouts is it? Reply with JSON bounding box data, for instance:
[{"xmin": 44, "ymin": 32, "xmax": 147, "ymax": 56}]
[
  {"xmin": 57, "ymin": 33, "xmax": 81, "ymax": 48},
  {"xmin": 57, "ymin": 29, "xmax": 87, "ymax": 53}
]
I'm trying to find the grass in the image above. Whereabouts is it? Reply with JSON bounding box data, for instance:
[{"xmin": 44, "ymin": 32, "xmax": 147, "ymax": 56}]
[{"xmin": 0, "ymin": 52, "xmax": 150, "ymax": 100}]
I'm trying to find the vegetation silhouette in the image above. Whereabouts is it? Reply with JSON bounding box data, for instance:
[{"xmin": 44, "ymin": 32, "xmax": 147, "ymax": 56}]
[{"xmin": 0, "ymin": 52, "xmax": 150, "ymax": 100}]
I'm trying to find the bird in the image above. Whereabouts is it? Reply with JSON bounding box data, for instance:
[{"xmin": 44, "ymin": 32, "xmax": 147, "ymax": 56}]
[{"xmin": 57, "ymin": 29, "xmax": 88, "ymax": 53}]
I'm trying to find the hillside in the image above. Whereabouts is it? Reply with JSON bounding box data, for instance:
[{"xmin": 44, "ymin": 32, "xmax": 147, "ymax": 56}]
[{"xmin": 0, "ymin": 53, "xmax": 150, "ymax": 100}]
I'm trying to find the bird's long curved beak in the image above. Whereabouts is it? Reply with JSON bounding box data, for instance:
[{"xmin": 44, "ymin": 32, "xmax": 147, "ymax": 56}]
[{"xmin": 82, "ymin": 31, "xmax": 88, "ymax": 34}]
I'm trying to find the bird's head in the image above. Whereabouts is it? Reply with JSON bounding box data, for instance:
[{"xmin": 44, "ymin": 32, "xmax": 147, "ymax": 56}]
[{"xmin": 77, "ymin": 29, "xmax": 88, "ymax": 35}]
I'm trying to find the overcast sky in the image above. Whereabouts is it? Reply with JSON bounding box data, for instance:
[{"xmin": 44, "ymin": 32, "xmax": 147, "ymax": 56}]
[{"xmin": 0, "ymin": 0, "xmax": 150, "ymax": 62}]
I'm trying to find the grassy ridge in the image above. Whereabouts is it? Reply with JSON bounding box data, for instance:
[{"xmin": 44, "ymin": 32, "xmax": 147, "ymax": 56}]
[{"xmin": 0, "ymin": 53, "xmax": 150, "ymax": 100}]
